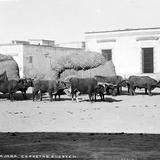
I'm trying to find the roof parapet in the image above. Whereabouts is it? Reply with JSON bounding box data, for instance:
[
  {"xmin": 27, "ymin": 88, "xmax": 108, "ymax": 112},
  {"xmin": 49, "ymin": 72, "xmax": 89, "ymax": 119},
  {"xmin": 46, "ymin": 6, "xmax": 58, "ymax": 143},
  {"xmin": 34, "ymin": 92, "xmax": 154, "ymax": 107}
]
[
  {"xmin": 28, "ymin": 39, "xmax": 55, "ymax": 47},
  {"xmin": 85, "ymin": 27, "xmax": 160, "ymax": 34},
  {"xmin": 12, "ymin": 40, "xmax": 30, "ymax": 45}
]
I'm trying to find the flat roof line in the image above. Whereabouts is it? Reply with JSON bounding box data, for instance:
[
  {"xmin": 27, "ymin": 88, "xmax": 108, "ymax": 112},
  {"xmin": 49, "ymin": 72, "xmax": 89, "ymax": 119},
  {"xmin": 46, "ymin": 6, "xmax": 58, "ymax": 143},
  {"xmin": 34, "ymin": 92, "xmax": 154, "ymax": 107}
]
[
  {"xmin": 0, "ymin": 43, "xmax": 83, "ymax": 50},
  {"xmin": 85, "ymin": 27, "xmax": 160, "ymax": 34}
]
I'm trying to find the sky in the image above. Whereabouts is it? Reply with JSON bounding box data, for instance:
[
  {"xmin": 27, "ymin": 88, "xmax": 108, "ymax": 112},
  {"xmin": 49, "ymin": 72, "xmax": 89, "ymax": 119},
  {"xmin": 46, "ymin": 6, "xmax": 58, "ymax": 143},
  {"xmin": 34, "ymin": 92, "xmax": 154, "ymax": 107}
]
[{"xmin": 0, "ymin": 0, "xmax": 160, "ymax": 44}]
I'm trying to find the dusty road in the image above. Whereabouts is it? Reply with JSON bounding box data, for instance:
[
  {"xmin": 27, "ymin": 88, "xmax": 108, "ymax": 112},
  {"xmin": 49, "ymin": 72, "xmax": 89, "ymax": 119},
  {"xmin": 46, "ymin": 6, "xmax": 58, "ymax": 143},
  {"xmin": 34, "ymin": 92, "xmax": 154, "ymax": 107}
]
[{"xmin": 0, "ymin": 88, "xmax": 160, "ymax": 133}]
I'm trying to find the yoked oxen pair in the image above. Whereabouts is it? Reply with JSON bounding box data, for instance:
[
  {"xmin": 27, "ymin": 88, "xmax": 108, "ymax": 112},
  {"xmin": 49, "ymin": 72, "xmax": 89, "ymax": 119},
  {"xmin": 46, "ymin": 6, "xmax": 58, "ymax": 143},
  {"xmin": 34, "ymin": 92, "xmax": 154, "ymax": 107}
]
[
  {"xmin": 32, "ymin": 80, "xmax": 66, "ymax": 101},
  {"xmin": 0, "ymin": 71, "xmax": 30, "ymax": 101},
  {"xmin": 127, "ymin": 75, "xmax": 160, "ymax": 96},
  {"xmin": 64, "ymin": 77, "xmax": 106, "ymax": 102},
  {"xmin": 94, "ymin": 75, "xmax": 125, "ymax": 96}
]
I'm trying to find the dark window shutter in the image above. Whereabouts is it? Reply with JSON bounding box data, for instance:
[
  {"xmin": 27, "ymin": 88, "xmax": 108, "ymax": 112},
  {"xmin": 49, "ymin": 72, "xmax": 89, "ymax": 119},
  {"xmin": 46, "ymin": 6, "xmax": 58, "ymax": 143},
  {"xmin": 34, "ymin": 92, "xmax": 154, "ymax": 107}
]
[
  {"xmin": 102, "ymin": 49, "xmax": 112, "ymax": 61},
  {"xmin": 142, "ymin": 48, "xmax": 154, "ymax": 73}
]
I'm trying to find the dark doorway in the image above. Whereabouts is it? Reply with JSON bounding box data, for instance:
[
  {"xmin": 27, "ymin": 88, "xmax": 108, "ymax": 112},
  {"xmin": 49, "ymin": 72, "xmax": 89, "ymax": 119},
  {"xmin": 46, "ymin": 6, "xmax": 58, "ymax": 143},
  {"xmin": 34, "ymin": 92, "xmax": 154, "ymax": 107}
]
[
  {"xmin": 102, "ymin": 49, "xmax": 112, "ymax": 61},
  {"xmin": 142, "ymin": 48, "xmax": 154, "ymax": 73}
]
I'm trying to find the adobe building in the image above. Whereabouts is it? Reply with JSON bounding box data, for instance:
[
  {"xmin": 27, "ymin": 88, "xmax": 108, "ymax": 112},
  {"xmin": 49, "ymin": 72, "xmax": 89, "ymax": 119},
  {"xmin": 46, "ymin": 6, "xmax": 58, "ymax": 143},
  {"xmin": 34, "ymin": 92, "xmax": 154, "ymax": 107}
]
[
  {"xmin": 85, "ymin": 27, "xmax": 160, "ymax": 78},
  {"xmin": 0, "ymin": 39, "xmax": 85, "ymax": 78}
]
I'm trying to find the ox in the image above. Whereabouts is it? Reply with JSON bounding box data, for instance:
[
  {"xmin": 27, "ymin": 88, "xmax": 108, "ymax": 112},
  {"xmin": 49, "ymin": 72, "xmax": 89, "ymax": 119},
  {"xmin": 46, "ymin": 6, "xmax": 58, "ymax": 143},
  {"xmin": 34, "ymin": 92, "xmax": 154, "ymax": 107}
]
[
  {"xmin": 32, "ymin": 80, "xmax": 65, "ymax": 101},
  {"xmin": 17, "ymin": 78, "xmax": 33, "ymax": 99},
  {"xmin": 66, "ymin": 77, "xmax": 98, "ymax": 102},
  {"xmin": 0, "ymin": 79, "xmax": 26, "ymax": 101},
  {"xmin": 54, "ymin": 81, "xmax": 67, "ymax": 100},
  {"xmin": 94, "ymin": 84, "xmax": 106, "ymax": 101},
  {"xmin": 128, "ymin": 75, "xmax": 160, "ymax": 96},
  {"xmin": 0, "ymin": 72, "xmax": 33, "ymax": 101}
]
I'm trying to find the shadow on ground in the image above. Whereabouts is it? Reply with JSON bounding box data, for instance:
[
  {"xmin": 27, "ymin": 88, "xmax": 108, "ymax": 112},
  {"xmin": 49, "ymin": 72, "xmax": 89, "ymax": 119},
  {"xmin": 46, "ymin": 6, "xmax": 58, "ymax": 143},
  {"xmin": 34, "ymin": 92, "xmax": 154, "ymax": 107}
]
[
  {"xmin": 0, "ymin": 90, "xmax": 159, "ymax": 102},
  {"xmin": 0, "ymin": 92, "xmax": 122, "ymax": 103}
]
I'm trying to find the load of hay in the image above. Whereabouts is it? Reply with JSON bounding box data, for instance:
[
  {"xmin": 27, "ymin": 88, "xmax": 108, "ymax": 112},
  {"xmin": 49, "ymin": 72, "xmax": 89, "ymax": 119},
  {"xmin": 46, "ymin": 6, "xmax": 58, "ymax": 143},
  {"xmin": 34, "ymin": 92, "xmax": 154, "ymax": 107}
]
[
  {"xmin": 0, "ymin": 54, "xmax": 20, "ymax": 80},
  {"xmin": 60, "ymin": 60, "xmax": 116, "ymax": 81},
  {"xmin": 51, "ymin": 51, "xmax": 106, "ymax": 78},
  {"xmin": 50, "ymin": 51, "xmax": 116, "ymax": 80}
]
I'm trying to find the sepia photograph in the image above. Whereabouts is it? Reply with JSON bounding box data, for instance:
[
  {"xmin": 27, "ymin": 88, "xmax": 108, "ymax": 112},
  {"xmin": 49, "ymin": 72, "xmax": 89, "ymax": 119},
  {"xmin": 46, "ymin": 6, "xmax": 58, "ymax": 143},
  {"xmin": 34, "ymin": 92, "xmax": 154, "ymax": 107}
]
[{"xmin": 0, "ymin": 0, "xmax": 160, "ymax": 159}]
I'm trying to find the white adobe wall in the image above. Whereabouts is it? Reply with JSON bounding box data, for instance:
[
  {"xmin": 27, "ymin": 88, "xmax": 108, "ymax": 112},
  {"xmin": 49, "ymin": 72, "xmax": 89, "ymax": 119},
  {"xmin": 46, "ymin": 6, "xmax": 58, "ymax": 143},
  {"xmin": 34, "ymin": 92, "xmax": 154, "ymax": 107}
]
[
  {"xmin": 23, "ymin": 45, "xmax": 50, "ymax": 78},
  {"xmin": 0, "ymin": 45, "xmax": 23, "ymax": 77},
  {"xmin": 112, "ymin": 36, "xmax": 141, "ymax": 77},
  {"xmin": 85, "ymin": 30, "xmax": 160, "ymax": 78}
]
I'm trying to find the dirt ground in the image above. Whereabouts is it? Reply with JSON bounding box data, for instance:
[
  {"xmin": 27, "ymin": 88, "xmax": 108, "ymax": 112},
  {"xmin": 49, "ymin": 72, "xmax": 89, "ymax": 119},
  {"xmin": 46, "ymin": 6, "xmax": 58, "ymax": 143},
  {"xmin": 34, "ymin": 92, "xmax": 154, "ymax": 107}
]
[{"xmin": 0, "ymin": 87, "xmax": 160, "ymax": 133}]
